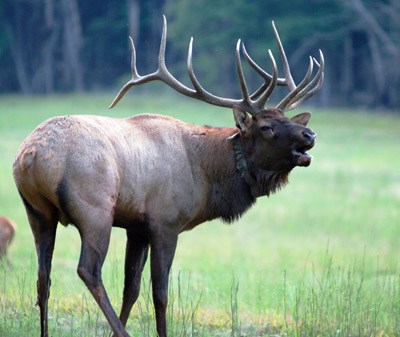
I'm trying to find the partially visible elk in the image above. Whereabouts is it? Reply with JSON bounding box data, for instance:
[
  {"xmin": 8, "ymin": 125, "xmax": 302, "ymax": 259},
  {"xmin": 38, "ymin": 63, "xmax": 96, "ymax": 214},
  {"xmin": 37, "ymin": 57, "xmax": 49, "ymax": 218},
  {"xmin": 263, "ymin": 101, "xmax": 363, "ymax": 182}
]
[
  {"xmin": 13, "ymin": 16, "xmax": 324, "ymax": 337},
  {"xmin": 0, "ymin": 216, "xmax": 16, "ymax": 263}
]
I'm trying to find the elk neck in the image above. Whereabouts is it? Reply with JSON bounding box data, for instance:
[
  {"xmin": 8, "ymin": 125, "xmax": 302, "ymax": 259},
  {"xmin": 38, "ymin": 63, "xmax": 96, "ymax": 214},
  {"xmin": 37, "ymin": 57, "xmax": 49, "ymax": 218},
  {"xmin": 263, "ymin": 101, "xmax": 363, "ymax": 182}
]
[
  {"xmin": 187, "ymin": 125, "xmax": 290, "ymax": 224},
  {"xmin": 230, "ymin": 133, "xmax": 260, "ymax": 198},
  {"xmin": 230, "ymin": 132, "xmax": 291, "ymax": 198},
  {"xmin": 189, "ymin": 127, "xmax": 255, "ymax": 224}
]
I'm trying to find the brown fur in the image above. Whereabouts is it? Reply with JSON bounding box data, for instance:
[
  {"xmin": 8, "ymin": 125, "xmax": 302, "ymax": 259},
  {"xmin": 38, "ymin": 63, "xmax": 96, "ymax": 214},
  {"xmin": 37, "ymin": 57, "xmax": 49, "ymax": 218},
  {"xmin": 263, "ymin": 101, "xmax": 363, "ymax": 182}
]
[
  {"xmin": 13, "ymin": 108, "xmax": 316, "ymax": 337},
  {"xmin": 0, "ymin": 216, "xmax": 16, "ymax": 259}
]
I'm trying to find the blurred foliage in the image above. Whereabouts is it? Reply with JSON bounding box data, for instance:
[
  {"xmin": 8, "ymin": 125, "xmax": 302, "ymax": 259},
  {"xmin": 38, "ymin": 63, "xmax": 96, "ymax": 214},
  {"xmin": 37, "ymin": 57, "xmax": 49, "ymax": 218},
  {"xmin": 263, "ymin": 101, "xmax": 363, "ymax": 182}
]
[{"xmin": 0, "ymin": 0, "xmax": 399, "ymax": 109}]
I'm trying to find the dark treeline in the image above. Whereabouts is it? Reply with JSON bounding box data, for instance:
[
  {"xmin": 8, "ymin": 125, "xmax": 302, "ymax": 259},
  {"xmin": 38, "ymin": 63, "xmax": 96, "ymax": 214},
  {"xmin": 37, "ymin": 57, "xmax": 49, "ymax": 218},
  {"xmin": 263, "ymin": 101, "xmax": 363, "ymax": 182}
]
[{"xmin": 0, "ymin": 0, "xmax": 399, "ymax": 110}]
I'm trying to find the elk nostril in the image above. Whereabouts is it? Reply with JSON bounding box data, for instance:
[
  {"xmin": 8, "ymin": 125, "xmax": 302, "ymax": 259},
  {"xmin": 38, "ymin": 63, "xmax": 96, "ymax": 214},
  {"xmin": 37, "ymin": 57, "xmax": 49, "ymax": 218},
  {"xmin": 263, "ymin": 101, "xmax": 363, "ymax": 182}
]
[{"xmin": 302, "ymin": 131, "xmax": 316, "ymax": 141}]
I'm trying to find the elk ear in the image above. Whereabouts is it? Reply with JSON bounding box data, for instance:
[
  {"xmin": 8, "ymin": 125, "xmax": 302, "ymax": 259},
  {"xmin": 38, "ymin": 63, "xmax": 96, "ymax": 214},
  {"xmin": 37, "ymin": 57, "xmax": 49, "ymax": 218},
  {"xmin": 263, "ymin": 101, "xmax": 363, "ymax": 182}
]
[
  {"xmin": 233, "ymin": 106, "xmax": 253, "ymax": 133},
  {"xmin": 291, "ymin": 112, "xmax": 312, "ymax": 126}
]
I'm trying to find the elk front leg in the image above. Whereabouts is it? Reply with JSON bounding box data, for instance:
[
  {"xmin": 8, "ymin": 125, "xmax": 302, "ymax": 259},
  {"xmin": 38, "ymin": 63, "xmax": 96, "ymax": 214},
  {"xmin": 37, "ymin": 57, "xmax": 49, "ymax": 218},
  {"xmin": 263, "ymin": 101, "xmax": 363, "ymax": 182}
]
[
  {"xmin": 150, "ymin": 231, "xmax": 178, "ymax": 337},
  {"xmin": 77, "ymin": 222, "xmax": 129, "ymax": 337},
  {"xmin": 118, "ymin": 230, "xmax": 150, "ymax": 326}
]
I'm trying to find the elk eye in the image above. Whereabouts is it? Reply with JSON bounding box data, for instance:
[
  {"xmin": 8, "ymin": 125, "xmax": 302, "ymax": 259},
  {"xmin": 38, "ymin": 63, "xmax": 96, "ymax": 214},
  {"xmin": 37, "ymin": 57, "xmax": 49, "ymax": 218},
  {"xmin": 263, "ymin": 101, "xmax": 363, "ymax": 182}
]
[{"xmin": 260, "ymin": 125, "xmax": 273, "ymax": 132}]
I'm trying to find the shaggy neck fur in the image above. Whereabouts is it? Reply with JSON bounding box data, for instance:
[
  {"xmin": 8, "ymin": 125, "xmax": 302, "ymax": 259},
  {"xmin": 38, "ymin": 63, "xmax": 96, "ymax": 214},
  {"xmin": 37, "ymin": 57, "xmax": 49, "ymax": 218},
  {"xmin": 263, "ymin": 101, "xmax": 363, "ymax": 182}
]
[
  {"xmin": 196, "ymin": 128, "xmax": 291, "ymax": 224},
  {"xmin": 231, "ymin": 133, "xmax": 260, "ymax": 198}
]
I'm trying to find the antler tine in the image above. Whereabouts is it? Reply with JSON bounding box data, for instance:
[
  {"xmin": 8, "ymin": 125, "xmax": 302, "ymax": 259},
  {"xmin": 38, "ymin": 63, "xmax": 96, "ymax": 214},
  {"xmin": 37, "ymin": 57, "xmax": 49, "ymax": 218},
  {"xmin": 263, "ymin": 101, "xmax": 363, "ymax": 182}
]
[
  {"xmin": 109, "ymin": 36, "xmax": 143, "ymax": 108},
  {"xmin": 186, "ymin": 38, "xmax": 227, "ymax": 106},
  {"xmin": 155, "ymin": 16, "xmax": 197, "ymax": 96},
  {"xmin": 110, "ymin": 16, "xmax": 196, "ymax": 109},
  {"xmin": 235, "ymin": 40, "xmax": 252, "ymax": 111},
  {"xmin": 287, "ymin": 73, "xmax": 324, "ymax": 111},
  {"xmin": 187, "ymin": 37, "xmax": 203, "ymax": 93},
  {"xmin": 284, "ymin": 50, "xmax": 325, "ymax": 111},
  {"xmin": 276, "ymin": 56, "xmax": 314, "ymax": 111},
  {"xmin": 253, "ymin": 49, "xmax": 278, "ymax": 110},
  {"xmin": 158, "ymin": 15, "xmax": 168, "ymax": 71},
  {"xmin": 109, "ymin": 19, "xmax": 166, "ymax": 108},
  {"xmin": 187, "ymin": 37, "xmax": 244, "ymax": 108},
  {"xmin": 272, "ymin": 21, "xmax": 325, "ymax": 112},
  {"xmin": 272, "ymin": 21, "xmax": 296, "ymax": 91},
  {"xmin": 242, "ymin": 43, "xmax": 287, "ymax": 89},
  {"xmin": 129, "ymin": 36, "xmax": 140, "ymax": 79}
]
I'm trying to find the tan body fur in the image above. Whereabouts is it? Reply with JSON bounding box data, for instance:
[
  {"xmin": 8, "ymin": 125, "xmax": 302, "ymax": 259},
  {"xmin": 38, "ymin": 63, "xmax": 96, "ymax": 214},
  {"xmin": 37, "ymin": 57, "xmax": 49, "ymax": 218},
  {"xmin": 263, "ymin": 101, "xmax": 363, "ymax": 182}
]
[{"xmin": 14, "ymin": 114, "xmax": 241, "ymax": 233}]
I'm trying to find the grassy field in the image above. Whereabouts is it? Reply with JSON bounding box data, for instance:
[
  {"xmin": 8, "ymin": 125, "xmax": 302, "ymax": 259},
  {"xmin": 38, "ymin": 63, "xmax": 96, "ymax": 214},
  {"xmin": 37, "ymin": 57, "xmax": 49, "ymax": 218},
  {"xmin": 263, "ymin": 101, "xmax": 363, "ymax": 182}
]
[{"xmin": 0, "ymin": 93, "xmax": 399, "ymax": 336}]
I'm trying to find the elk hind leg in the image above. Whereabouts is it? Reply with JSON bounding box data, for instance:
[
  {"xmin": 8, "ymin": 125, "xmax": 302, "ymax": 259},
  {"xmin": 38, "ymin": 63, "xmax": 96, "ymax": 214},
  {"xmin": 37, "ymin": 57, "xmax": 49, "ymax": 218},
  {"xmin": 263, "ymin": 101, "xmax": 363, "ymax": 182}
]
[
  {"xmin": 118, "ymin": 230, "xmax": 149, "ymax": 327},
  {"xmin": 22, "ymin": 198, "xmax": 58, "ymax": 337}
]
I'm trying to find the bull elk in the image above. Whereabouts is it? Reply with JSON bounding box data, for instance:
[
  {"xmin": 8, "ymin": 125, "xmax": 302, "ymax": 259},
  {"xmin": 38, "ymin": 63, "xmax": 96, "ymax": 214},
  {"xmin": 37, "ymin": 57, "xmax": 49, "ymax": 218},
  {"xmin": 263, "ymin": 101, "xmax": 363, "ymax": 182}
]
[{"xmin": 13, "ymin": 16, "xmax": 324, "ymax": 337}]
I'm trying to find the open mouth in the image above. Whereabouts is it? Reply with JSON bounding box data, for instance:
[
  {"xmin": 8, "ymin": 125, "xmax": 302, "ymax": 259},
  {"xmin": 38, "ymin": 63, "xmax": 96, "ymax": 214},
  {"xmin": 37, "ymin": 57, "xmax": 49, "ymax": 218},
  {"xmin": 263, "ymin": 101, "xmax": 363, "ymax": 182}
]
[{"xmin": 292, "ymin": 143, "xmax": 315, "ymax": 167}]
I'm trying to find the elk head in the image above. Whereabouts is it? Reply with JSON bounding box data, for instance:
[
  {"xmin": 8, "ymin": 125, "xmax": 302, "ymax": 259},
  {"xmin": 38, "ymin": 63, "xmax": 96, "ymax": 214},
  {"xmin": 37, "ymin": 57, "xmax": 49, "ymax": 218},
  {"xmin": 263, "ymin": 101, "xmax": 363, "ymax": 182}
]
[{"xmin": 233, "ymin": 106, "xmax": 316, "ymax": 169}]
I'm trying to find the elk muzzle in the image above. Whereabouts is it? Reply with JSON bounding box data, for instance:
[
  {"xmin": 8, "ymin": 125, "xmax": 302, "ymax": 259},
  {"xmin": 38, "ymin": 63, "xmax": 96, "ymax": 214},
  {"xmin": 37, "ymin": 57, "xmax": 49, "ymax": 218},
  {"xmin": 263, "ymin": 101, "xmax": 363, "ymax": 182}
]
[{"xmin": 292, "ymin": 128, "xmax": 316, "ymax": 167}]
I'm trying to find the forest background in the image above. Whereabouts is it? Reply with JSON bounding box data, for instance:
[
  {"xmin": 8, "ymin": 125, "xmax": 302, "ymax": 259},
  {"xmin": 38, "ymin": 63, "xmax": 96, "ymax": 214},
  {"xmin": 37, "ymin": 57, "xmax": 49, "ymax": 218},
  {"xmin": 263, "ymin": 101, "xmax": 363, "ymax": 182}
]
[
  {"xmin": 1, "ymin": 1, "xmax": 400, "ymax": 336},
  {"xmin": 1, "ymin": 0, "xmax": 399, "ymax": 110}
]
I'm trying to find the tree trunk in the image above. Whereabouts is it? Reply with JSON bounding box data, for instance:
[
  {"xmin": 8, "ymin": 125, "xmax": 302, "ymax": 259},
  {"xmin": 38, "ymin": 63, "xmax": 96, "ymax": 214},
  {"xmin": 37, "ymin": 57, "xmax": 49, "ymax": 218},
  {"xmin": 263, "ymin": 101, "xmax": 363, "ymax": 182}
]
[
  {"xmin": 350, "ymin": 0, "xmax": 397, "ymax": 56},
  {"xmin": 6, "ymin": 24, "xmax": 32, "ymax": 94},
  {"xmin": 5, "ymin": 2, "xmax": 33, "ymax": 94},
  {"xmin": 342, "ymin": 35, "xmax": 353, "ymax": 105},
  {"xmin": 40, "ymin": 0, "xmax": 57, "ymax": 93},
  {"xmin": 366, "ymin": 32, "xmax": 384, "ymax": 107},
  {"xmin": 61, "ymin": 0, "xmax": 84, "ymax": 91},
  {"xmin": 348, "ymin": 0, "xmax": 400, "ymax": 108},
  {"xmin": 42, "ymin": 24, "xmax": 60, "ymax": 93}
]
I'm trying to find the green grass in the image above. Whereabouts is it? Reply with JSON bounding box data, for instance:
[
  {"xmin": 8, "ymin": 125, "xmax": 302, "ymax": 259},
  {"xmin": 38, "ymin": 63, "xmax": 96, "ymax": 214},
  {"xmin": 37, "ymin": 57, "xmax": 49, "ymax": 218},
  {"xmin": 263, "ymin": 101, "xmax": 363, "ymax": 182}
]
[{"xmin": 1, "ymin": 93, "xmax": 400, "ymax": 336}]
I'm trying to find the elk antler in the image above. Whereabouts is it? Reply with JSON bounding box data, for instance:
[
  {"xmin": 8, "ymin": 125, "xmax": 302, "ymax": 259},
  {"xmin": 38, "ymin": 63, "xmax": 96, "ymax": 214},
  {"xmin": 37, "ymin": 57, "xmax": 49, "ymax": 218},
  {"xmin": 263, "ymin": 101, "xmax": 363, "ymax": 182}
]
[
  {"xmin": 110, "ymin": 16, "xmax": 324, "ymax": 114},
  {"xmin": 241, "ymin": 22, "xmax": 324, "ymax": 111}
]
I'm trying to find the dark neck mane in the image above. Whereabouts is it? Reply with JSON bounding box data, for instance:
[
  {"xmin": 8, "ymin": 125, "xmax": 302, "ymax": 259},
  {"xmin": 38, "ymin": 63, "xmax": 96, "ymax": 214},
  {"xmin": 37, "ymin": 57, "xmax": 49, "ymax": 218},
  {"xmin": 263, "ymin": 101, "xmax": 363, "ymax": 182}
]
[
  {"xmin": 232, "ymin": 133, "xmax": 290, "ymax": 198},
  {"xmin": 254, "ymin": 169, "xmax": 290, "ymax": 197},
  {"xmin": 198, "ymin": 129, "xmax": 291, "ymax": 224}
]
